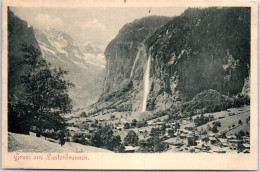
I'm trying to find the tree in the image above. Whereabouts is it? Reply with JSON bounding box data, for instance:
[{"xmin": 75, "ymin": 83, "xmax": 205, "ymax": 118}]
[
  {"xmin": 110, "ymin": 115, "xmax": 115, "ymax": 121},
  {"xmin": 90, "ymin": 125, "xmax": 123, "ymax": 151},
  {"xmin": 136, "ymin": 121, "xmax": 147, "ymax": 128},
  {"xmin": 90, "ymin": 132, "xmax": 102, "ymax": 147},
  {"xmin": 237, "ymin": 130, "xmax": 245, "ymax": 138},
  {"xmin": 175, "ymin": 122, "xmax": 180, "ymax": 130},
  {"xmin": 131, "ymin": 119, "xmax": 137, "ymax": 128},
  {"xmin": 194, "ymin": 114, "xmax": 210, "ymax": 126},
  {"xmin": 124, "ymin": 130, "xmax": 139, "ymax": 146},
  {"xmin": 150, "ymin": 127, "xmax": 161, "ymax": 136},
  {"xmin": 139, "ymin": 135, "xmax": 169, "ymax": 153},
  {"xmin": 238, "ymin": 120, "xmax": 243, "ymax": 125},
  {"xmin": 80, "ymin": 112, "xmax": 87, "ymax": 117},
  {"xmin": 213, "ymin": 121, "xmax": 222, "ymax": 127},
  {"xmin": 124, "ymin": 122, "xmax": 130, "ymax": 129},
  {"xmin": 212, "ymin": 126, "xmax": 219, "ymax": 133},
  {"xmin": 246, "ymin": 117, "xmax": 249, "ymax": 124},
  {"xmin": 106, "ymin": 135, "xmax": 122, "ymax": 151},
  {"xmin": 19, "ymin": 43, "xmax": 74, "ymax": 137}
]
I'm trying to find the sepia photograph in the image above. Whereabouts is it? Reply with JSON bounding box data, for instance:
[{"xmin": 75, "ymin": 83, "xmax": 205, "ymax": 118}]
[{"xmin": 2, "ymin": 0, "xmax": 258, "ymax": 170}]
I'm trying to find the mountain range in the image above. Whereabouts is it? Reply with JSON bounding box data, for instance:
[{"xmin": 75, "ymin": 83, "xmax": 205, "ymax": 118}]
[
  {"xmin": 8, "ymin": 7, "xmax": 250, "ymax": 116},
  {"xmin": 34, "ymin": 28, "xmax": 106, "ymax": 109}
]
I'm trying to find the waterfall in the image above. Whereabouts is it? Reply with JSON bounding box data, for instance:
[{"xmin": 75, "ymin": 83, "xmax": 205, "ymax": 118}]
[
  {"xmin": 141, "ymin": 55, "xmax": 151, "ymax": 112},
  {"xmin": 130, "ymin": 44, "xmax": 145, "ymax": 78},
  {"xmin": 130, "ymin": 50, "xmax": 140, "ymax": 78}
]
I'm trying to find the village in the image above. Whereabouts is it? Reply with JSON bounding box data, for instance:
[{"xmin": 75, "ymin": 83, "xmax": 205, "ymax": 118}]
[{"xmin": 65, "ymin": 105, "xmax": 250, "ymax": 153}]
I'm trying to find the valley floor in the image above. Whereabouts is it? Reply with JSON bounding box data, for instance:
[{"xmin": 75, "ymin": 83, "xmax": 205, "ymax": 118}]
[
  {"xmin": 9, "ymin": 105, "xmax": 250, "ymax": 153},
  {"xmin": 8, "ymin": 132, "xmax": 113, "ymax": 153}
]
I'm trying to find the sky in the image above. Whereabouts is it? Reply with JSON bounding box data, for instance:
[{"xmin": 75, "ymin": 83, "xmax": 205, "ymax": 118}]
[{"xmin": 10, "ymin": 7, "xmax": 187, "ymax": 44}]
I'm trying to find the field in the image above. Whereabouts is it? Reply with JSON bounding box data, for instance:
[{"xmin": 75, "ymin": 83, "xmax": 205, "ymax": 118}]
[{"xmin": 197, "ymin": 106, "xmax": 250, "ymax": 134}]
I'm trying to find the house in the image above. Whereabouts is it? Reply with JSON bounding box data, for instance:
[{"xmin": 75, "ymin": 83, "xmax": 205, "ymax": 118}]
[
  {"xmin": 183, "ymin": 130, "xmax": 189, "ymax": 134},
  {"xmin": 156, "ymin": 122, "xmax": 165, "ymax": 126},
  {"xmin": 242, "ymin": 136, "xmax": 250, "ymax": 143},
  {"xmin": 67, "ymin": 127, "xmax": 80, "ymax": 132},
  {"xmin": 124, "ymin": 146, "xmax": 139, "ymax": 153},
  {"xmin": 116, "ymin": 126, "xmax": 124, "ymax": 131},
  {"xmin": 243, "ymin": 149, "xmax": 250, "ymax": 153},
  {"xmin": 163, "ymin": 138, "xmax": 176, "ymax": 146},
  {"xmin": 147, "ymin": 122, "xmax": 154, "ymax": 126},
  {"xmin": 195, "ymin": 140, "xmax": 204, "ymax": 146},
  {"xmin": 187, "ymin": 134, "xmax": 197, "ymax": 146},
  {"xmin": 213, "ymin": 148, "xmax": 226, "ymax": 153},
  {"xmin": 180, "ymin": 133, "xmax": 187, "ymax": 139},
  {"xmin": 171, "ymin": 122, "xmax": 176, "ymax": 126},
  {"xmin": 184, "ymin": 127, "xmax": 194, "ymax": 131},
  {"xmin": 165, "ymin": 128, "xmax": 175, "ymax": 137},
  {"xmin": 179, "ymin": 129, "xmax": 184, "ymax": 133},
  {"xmin": 163, "ymin": 138, "xmax": 184, "ymax": 146},
  {"xmin": 218, "ymin": 138, "xmax": 229, "ymax": 147},
  {"xmin": 242, "ymin": 143, "xmax": 250, "ymax": 150},
  {"xmin": 208, "ymin": 133, "xmax": 215, "ymax": 137},
  {"xmin": 87, "ymin": 127, "xmax": 95, "ymax": 133},
  {"xmin": 204, "ymin": 144, "xmax": 211, "ymax": 150},
  {"xmin": 85, "ymin": 118, "xmax": 93, "ymax": 122},
  {"xmin": 209, "ymin": 137, "xmax": 217, "ymax": 144},
  {"xmin": 226, "ymin": 135, "xmax": 237, "ymax": 140},
  {"xmin": 228, "ymin": 139, "xmax": 243, "ymax": 150},
  {"xmin": 161, "ymin": 135, "xmax": 170, "ymax": 141}
]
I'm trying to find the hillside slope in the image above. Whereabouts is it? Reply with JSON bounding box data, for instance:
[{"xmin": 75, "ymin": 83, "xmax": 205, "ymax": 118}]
[{"xmin": 8, "ymin": 132, "xmax": 113, "ymax": 153}]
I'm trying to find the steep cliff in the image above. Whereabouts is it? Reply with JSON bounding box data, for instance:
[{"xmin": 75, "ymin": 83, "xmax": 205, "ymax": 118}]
[
  {"xmin": 145, "ymin": 7, "xmax": 250, "ymax": 111},
  {"xmin": 8, "ymin": 8, "xmax": 41, "ymax": 103},
  {"xmin": 94, "ymin": 16, "xmax": 171, "ymax": 112},
  {"xmin": 8, "ymin": 9, "xmax": 44, "ymax": 134},
  {"xmin": 103, "ymin": 16, "xmax": 172, "ymax": 93},
  {"xmin": 95, "ymin": 7, "xmax": 250, "ymax": 114}
]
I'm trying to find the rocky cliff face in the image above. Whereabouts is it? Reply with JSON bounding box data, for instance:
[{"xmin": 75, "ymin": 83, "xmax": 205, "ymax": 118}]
[
  {"xmin": 8, "ymin": 9, "xmax": 41, "ymax": 103},
  {"xmin": 103, "ymin": 16, "xmax": 172, "ymax": 93},
  {"xmin": 96, "ymin": 7, "xmax": 250, "ymax": 113},
  {"xmin": 145, "ymin": 7, "xmax": 250, "ymax": 111},
  {"xmin": 95, "ymin": 16, "xmax": 171, "ymax": 112}
]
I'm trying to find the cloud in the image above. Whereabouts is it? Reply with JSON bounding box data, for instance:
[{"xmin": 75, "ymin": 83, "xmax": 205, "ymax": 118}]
[
  {"xmin": 82, "ymin": 19, "xmax": 106, "ymax": 31},
  {"xmin": 34, "ymin": 14, "xmax": 64, "ymax": 29}
]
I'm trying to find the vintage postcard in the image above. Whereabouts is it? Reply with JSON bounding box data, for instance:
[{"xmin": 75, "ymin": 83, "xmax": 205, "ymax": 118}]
[{"xmin": 1, "ymin": 0, "xmax": 258, "ymax": 170}]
